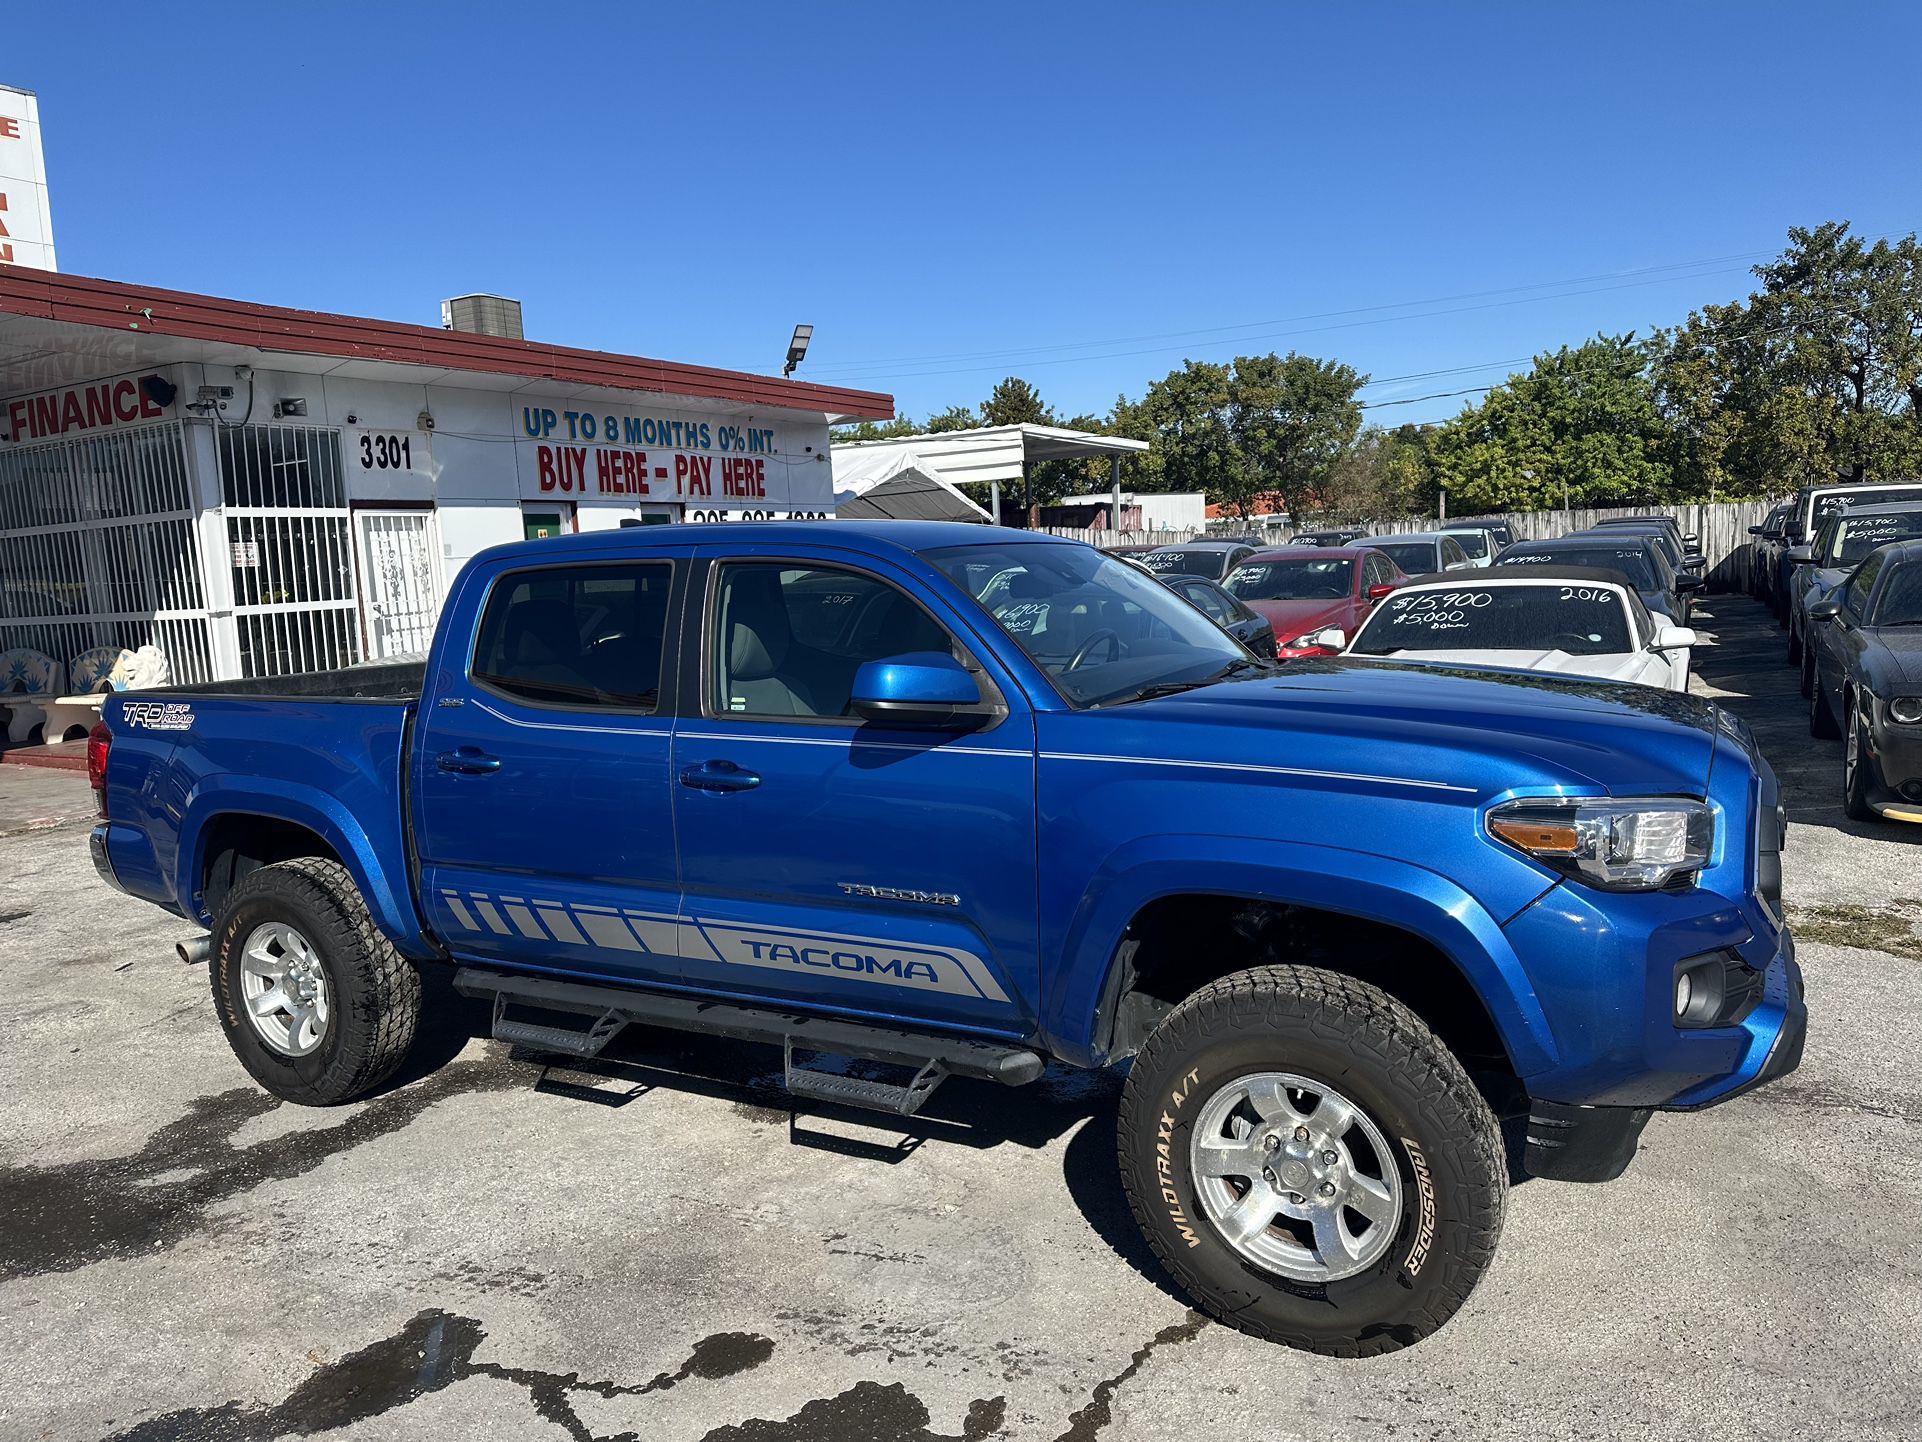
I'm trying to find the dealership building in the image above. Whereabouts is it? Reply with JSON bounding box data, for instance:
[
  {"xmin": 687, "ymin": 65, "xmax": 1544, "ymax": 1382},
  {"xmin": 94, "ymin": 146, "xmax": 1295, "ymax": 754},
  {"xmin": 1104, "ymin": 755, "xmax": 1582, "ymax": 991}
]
[{"xmin": 0, "ymin": 266, "xmax": 894, "ymax": 685}]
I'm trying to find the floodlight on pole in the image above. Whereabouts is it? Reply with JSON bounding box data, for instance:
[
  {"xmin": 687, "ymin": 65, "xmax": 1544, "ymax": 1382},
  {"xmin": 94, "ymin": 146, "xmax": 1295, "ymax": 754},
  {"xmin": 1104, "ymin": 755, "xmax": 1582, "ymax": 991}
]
[{"xmin": 783, "ymin": 324, "xmax": 814, "ymax": 378}]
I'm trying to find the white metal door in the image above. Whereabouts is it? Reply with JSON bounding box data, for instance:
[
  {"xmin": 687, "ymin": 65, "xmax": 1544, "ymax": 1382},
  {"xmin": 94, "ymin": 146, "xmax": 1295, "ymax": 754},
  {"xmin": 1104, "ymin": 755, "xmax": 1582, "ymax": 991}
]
[{"xmin": 354, "ymin": 510, "xmax": 442, "ymax": 659}]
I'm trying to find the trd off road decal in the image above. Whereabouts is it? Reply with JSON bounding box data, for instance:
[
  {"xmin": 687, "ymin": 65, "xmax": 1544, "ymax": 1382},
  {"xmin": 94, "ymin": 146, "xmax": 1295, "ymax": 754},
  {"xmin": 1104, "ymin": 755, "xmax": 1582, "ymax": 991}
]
[
  {"xmin": 437, "ymin": 890, "xmax": 1009, "ymax": 1003},
  {"xmin": 119, "ymin": 701, "xmax": 194, "ymax": 732},
  {"xmin": 1401, "ymin": 1136, "xmax": 1437, "ymax": 1278},
  {"xmin": 1160, "ymin": 1066, "xmax": 1203, "ymax": 1247}
]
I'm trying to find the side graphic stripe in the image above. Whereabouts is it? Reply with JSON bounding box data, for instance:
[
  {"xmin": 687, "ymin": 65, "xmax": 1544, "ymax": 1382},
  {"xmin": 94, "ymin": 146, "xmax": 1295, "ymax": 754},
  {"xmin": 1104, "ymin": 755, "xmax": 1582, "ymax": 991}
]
[
  {"xmin": 500, "ymin": 901, "xmax": 546, "ymax": 940},
  {"xmin": 467, "ymin": 894, "xmax": 512, "ymax": 935},
  {"xmin": 532, "ymin": 903, "xmax": 591, "ymax": 947},
  {"xmin": 442, "ymin": 892, "xmax": 481, "ymax": 932},
  {"xmin": 1039, "ymin": 751, "xmax": 1475, "ymax": 794}
]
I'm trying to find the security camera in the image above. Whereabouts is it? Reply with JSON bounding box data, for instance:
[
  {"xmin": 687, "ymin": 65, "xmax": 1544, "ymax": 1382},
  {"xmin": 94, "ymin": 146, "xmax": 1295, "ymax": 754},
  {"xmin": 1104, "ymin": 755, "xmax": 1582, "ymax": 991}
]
[
  {"xmin": 234, "ymin": 365, "xmax": 253, "ymax": 381},
  {"xmin": 417, "ymin": 409, "xmax": 435, "ymax": 431}
]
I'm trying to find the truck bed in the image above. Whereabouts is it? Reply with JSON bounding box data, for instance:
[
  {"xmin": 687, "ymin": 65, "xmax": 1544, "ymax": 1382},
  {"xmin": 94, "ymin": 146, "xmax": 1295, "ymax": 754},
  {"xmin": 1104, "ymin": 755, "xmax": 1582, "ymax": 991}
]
[{"xmin": 145, "ymin": 658, "xmax": 426, "ymax": 701}]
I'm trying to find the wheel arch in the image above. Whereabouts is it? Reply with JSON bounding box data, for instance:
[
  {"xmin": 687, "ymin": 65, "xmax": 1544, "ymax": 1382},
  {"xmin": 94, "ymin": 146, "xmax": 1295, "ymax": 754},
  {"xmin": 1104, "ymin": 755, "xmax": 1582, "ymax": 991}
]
[
  {"xmin": 177, "ymin": 778, "xmax": 428, "ymax": 956},
  {"xmin": 1051, "ymin": 839, "xmax": 1557, "ymax": 1081}
]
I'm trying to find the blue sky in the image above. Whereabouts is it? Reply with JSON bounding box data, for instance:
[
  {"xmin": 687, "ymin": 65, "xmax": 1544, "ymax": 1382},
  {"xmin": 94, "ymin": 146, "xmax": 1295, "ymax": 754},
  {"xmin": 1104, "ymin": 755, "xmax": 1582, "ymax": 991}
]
[{"xmin": 10, "ymin": 2, "xmax": 1921, "ymax": 427}]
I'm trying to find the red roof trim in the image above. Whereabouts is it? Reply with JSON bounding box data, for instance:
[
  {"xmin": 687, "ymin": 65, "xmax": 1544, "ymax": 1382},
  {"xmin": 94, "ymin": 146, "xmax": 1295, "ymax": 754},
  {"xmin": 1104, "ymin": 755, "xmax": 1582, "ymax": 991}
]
[{"xmin": 0, "ymin": 267, "xmax": 897, "ymax": 420}]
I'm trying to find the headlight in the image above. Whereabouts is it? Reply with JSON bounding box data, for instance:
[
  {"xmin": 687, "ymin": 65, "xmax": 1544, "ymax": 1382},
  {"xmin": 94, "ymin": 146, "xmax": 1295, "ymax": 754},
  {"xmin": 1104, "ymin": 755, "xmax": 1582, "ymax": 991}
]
[
  {"xmin": 1890, "ymin": 696, "xmax": 1922, "ymax": 726},
  {"xmin": 1488, "ymin": 798, "xmax": 1713, "ymax": 891}
]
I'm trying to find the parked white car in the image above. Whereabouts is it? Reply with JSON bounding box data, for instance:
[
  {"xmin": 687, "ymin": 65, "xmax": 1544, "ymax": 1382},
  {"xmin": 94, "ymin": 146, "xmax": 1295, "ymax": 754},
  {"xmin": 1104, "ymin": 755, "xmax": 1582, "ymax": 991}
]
[{"xmin": 1343, "ymin": 568, "xmax": 1697, "ymax": 690}]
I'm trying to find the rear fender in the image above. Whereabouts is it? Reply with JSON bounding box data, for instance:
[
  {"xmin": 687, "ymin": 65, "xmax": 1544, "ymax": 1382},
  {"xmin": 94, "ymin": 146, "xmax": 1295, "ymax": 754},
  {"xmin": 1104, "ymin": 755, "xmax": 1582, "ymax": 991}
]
[
  {"xmin": 1045, "ymin": 834, "xmax": 1557, "ymax": 1074},
  {"xmin": 176, "ymin": 776, "xmax": 431, "ymax": 957}
]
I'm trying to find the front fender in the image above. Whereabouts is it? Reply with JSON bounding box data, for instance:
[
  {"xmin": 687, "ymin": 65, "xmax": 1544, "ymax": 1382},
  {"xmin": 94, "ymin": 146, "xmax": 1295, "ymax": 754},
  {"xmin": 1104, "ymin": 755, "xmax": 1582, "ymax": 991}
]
[
  {"xmin": 176, "ymin": 776, "xmax": 431, "ymax": 958},
  {"xmin": 1042, "ymin": 833, "xmax": 1558, "ymax": 1074}
]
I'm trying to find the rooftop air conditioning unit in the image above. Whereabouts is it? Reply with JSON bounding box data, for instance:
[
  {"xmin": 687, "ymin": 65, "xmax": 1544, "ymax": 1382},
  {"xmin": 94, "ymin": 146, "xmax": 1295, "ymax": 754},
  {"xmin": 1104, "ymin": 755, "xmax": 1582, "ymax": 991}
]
[{"xmin": 440, "ymin": 294, "xmax": 524, "ymax": 340}]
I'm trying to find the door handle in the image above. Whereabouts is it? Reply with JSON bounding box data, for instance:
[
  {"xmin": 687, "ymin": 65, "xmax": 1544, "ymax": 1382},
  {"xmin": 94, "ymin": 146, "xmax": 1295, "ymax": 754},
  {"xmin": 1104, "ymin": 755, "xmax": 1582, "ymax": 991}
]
[
  {"xmin": 679, "ymin": 759, "xmax": 762, "ymax": 793},
  {"xmin": 437, "ymin": 748, "xmax": 502, "ymax": 775}
]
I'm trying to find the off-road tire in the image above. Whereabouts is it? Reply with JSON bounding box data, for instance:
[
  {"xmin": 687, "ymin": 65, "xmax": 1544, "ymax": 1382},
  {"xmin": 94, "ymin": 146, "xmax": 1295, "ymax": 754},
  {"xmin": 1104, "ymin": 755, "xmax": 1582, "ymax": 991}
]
[
  {"xmin": 1118, "ymin": 965, "xmax": 1505, "ymax": 1356},
  {"xmin": 210, "ymin": 857, "xmax": 420, "ymax": 1105}
]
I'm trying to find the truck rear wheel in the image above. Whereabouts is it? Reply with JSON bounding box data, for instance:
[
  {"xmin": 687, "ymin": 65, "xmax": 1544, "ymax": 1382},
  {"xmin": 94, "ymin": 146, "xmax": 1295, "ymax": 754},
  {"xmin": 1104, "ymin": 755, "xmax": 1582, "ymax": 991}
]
[
  {"xmin": 210, "ymin": 857, "xmax": 420, "ymax": 1105},
  {"xmin": 1117, "ymin": 965, "xmax": 1505, "ymax": 1355}
]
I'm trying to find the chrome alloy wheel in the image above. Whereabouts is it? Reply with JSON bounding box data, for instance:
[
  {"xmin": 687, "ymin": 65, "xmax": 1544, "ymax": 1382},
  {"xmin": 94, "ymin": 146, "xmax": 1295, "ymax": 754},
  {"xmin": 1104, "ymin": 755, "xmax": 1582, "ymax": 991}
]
[
  {"xmin": 1189, "ymin": 1071, "xmax": 1404, "ymax": 1283},
  {"xmin": 238, "ymin": 921, "xmax": 331, "ymax": 1057}
]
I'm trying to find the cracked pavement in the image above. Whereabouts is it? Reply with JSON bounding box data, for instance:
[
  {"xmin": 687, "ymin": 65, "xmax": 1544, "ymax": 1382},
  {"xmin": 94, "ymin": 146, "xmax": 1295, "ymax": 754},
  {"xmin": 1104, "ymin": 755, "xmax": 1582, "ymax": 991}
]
[{"xmin": 2, "ymin": 595, "xmax": 1919, "ymax": 1440}]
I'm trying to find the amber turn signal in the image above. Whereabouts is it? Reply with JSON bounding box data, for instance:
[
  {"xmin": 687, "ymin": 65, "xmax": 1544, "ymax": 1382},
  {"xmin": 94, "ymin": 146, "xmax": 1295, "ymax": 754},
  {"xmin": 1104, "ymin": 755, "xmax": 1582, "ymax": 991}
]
[{"xmin": 1488, "ymin": 818, "xmax": 1580, "ymax": 854}]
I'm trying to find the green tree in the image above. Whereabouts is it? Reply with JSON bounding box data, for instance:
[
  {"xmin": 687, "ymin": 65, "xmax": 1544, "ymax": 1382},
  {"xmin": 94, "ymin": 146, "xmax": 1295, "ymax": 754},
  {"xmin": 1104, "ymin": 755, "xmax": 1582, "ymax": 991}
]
[
  {"xmin": 1654, "ymin": 222, "xmax": 1922, "ymax": 494},
  {"xmin": 830, "ymin": 417, "xmax": 918, "ymax": 445},
  {"xmin": 925, "ymin": 405, "xmax": 979, "ymax": 433},
  {"xmin": 1429, "ymin": 334, "xmax": 1671, "ymax": 513},
  {"xmin": 1123, "ymin": 353, "xmax": 1365, "ymax": 519},
  {"xmin": 1325, "ymin": 423, "xmax": 1438, "ymax": 519},
  {"xmin": 980, "ymin": 377, "xmax": 1056, "ymax": 428}
]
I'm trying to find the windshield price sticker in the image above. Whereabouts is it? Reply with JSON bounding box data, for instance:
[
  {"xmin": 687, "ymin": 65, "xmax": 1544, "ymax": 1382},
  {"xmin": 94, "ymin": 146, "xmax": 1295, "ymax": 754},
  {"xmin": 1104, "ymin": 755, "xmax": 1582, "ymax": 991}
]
[
  {"xmin": 1558, "ymin": 587, "xmax": 1614, "ymax": 603},
  {"xmin": 1389, "ymin": 591, "xmax": 1492, "ymax": 630}
]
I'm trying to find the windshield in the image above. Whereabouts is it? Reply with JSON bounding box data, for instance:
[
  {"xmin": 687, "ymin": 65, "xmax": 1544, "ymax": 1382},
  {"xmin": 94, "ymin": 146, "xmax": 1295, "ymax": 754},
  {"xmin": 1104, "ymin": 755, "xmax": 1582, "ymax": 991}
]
[
  {"xmin": 1139, "ymin": 548, "xmax": 1229, "ymax": 578},
  {"xmin": 1368, "ymin": 541, "xmax": 1439, "ymax": 575},
  {"xmin": 1499, "ymin": 547, "xmax": 1657, "ymax": 590},
  {"xmin": 1823, "ymin": 511, "xmax": 1922, "ymax": 566},
  {"xmin": 1224, "ymin": 556, "xmax": 1353, "ymax": 601},
  {"xmin": 1443, "ymin": 531, "xmax": 1491, "ymax": 560},
  {"xmin": 1351, "ymin": 583, "xmax": 1632, "ymax": 657},
  {"xmin": 1874, "ymin": 562, "xmax": 1922, "ymax": 625},
  {"xmin": 931, "ymin": 541, "xmax": 1247, "ymax": 706},
  {"xmin": 1814, "ymin": 486, "xmax": 1922, "ymax": 525}
]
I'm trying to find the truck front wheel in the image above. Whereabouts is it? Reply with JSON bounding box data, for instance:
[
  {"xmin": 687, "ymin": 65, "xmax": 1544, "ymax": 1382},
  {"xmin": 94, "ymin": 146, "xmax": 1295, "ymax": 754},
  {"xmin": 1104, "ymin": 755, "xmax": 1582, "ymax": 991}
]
[
  {"xmin": 1117, "ymin": 965, "xmax": 1506, "ymax": 1355},
  {"xmin": 210, "ymin": 857, "xmax": 421, "ymax": 1105}
]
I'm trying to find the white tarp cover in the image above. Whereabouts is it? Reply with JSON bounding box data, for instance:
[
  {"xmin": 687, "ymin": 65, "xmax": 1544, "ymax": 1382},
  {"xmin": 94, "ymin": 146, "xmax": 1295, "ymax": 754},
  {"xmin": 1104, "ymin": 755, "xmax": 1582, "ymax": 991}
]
[{"xmin": 831, "ymin": 449, "xmax": 992, "ymax": 523}]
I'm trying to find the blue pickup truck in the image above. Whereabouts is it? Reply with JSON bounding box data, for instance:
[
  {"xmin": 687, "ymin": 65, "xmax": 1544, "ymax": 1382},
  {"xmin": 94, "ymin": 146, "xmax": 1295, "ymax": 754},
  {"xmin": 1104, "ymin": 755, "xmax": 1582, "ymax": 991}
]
[{"xmin": 90, "ymin": 521, "xmax": 1804, "ymax": 1354}]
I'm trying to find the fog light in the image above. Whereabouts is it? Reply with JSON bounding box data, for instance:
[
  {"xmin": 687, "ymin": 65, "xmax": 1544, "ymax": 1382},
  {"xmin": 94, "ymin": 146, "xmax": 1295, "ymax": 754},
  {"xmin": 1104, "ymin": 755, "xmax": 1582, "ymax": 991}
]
[
  {"xmin": 1674, "ymin": 951, "xmax": 1761, "ymax": 1028},
  {"xmin": 1674, "ymin": 973, "xmax": 1694, "ymax": 1016}
]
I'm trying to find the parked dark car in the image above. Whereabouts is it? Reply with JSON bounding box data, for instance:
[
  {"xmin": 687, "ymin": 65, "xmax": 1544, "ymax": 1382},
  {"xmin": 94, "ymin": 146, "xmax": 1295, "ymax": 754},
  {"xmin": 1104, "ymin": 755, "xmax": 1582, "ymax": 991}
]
[
  {"xmin": 1786, "ymin": 500, "xmax": 1922, "ymax": 676},
  {"xmin": 1135, "ymin": 540, "xmax": 1258, "ymax": 580},
  {"xmin": 1223, "ymin": 546, "xmax": 1409, "ymax": 657},
  {"xmin": 1289, "ymin": 526, "xmax": 1368, "ymax": 547},
  {"xmin": 1362, "ymin": 531, "xmax": 1478, "ymax": 576},
  {"xmin": 1774, "ymin": 482, "xmax": 1922, "ymax": 622},
  {"xmin": 1497, "ymin": 534, "xmax": 1699, "ymax": 624},
  {"xmin": 1159, "ymin": 573, "xmax": 1279, "ymax": 658},
  {"xmin": 1582, "ymin": 520, "xmax": 1702, "ymax": 578},
  {"xmin": 1806, "ymin": 538, "xmax": 1922, "ymax": 824},
  {"xmin": 1748, "ymin": 502, "xmax": 1793, "ymax": 605}
]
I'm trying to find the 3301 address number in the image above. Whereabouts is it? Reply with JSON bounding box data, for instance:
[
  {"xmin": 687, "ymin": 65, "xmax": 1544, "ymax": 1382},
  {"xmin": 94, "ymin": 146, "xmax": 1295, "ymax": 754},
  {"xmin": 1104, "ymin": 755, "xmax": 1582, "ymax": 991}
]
[{"xmin": 357, "ymin": 433, "xmax": 414, "ymax": 470}]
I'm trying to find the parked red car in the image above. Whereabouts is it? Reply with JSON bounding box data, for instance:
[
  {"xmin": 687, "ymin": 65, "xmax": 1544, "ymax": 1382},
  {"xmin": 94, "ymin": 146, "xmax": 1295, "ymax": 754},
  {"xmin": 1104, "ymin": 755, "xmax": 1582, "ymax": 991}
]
[{"xmin": 1222, "ymin": 546, "xmax": 1409, "ymax": 658}]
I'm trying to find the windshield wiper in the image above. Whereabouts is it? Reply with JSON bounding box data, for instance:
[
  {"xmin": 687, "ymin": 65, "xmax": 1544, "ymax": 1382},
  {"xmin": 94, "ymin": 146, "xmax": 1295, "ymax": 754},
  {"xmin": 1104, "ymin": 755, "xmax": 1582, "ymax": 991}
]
[{"xmin": 1099, "ymin": 657, "xmax": 1277, "ymax": 706}]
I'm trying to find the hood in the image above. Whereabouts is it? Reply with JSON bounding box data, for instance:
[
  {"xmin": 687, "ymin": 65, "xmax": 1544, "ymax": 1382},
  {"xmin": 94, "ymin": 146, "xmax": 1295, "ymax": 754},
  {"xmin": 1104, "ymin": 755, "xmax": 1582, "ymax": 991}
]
[
  {"xmin": 1871, "ymin": 629, "xmax": 1922, "ymax": 684},
  {"xmin": 1353, "ymin": 649, "xmax": 1640, "ymax": 684},
  {"xmin": 1243, "ymin": 598, "xmax": 1348, "ymax": 636},
  {"xmin": 1120, "ymin": 657, "xmax": 1719, "ymax": 799}
]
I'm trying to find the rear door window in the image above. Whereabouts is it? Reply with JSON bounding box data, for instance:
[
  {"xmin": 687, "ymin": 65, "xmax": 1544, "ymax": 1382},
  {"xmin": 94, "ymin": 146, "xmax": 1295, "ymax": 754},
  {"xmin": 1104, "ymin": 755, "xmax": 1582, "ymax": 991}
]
[{"xmin": 472, "ymin": 562, "xmax": 673, "ymax": 710}]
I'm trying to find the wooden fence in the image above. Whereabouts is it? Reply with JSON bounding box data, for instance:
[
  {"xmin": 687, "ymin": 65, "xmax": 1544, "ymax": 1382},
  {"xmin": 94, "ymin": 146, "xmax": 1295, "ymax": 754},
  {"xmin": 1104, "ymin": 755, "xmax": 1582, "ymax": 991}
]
[{"xmin": 1043, "ymin": 498, "xmax": 1780, "ymax": 591}]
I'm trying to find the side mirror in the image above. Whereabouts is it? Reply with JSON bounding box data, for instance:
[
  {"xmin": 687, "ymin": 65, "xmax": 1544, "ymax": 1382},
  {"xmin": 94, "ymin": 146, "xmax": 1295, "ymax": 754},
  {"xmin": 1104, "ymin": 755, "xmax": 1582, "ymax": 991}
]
[
  {"xmin": 849, "ymin": 652, "xmax": 985, "ymax": 728},
  {"xmin": 1651, "ymin": 625, "xmax": 1697, "ymax": 652},
  {"xmin": 1676, "ymin": 574, "xmax": 1706, "ymax": 593},
  {"xmin": 1366, "ymin": 583, "xmax": 1396, "ymax": 601},
  {"xmin": 1786, "ymin": 545, "xmax": 1815, "ymax": 566},
  {"xmin": 1747, "ymin": 526, "xmax": 1765, "ymax": 537},
  {"xmin": 1308, "ymin": 626, "xmax": 1346, "ymax": 650},
  {"xmin": 1808, "ymin": 598, "xmax": 1841, "ymax": 623},
  {"xmin": 1785, "ymin": 521, "xmax": 1806, "ymax": 542},
  {"xmin": 1683, "ymin": 533, "xmax": 1700, "ymax": 548}
]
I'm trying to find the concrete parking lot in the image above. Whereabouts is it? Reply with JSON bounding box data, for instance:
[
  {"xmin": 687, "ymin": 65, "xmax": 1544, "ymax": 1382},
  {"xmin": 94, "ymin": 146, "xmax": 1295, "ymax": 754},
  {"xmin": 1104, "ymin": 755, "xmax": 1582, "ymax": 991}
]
[{"xmin": 2, "ymin": 594, "xmax": 1918, "ymax": 1442}]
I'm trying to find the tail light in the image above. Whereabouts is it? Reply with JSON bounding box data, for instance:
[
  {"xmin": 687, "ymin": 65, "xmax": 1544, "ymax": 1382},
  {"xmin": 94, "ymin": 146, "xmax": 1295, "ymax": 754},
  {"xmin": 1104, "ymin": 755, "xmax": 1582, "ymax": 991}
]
[{"xmin": 87, "ymin": 721, "xmax": 111, "ymax": 818}]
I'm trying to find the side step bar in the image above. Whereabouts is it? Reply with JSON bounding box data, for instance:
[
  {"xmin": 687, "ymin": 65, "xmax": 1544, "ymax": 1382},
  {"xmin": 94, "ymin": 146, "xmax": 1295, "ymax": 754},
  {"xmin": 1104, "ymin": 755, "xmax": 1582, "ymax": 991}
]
[{"xmin": 454, "ymin": 967, "xmax": 1044, "ymax": 1114}]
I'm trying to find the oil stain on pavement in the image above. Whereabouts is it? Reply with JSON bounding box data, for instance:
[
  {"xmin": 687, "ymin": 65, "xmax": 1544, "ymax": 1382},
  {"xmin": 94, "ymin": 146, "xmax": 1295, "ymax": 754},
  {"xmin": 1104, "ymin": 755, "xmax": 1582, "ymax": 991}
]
[
  {"xmin": 0, "ymin": 1053, "xmax": 522, "ymax": 1281},
  {"xmin": 103, "ymin": 1310, "xmax": 777, "ymax": 1441}
]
